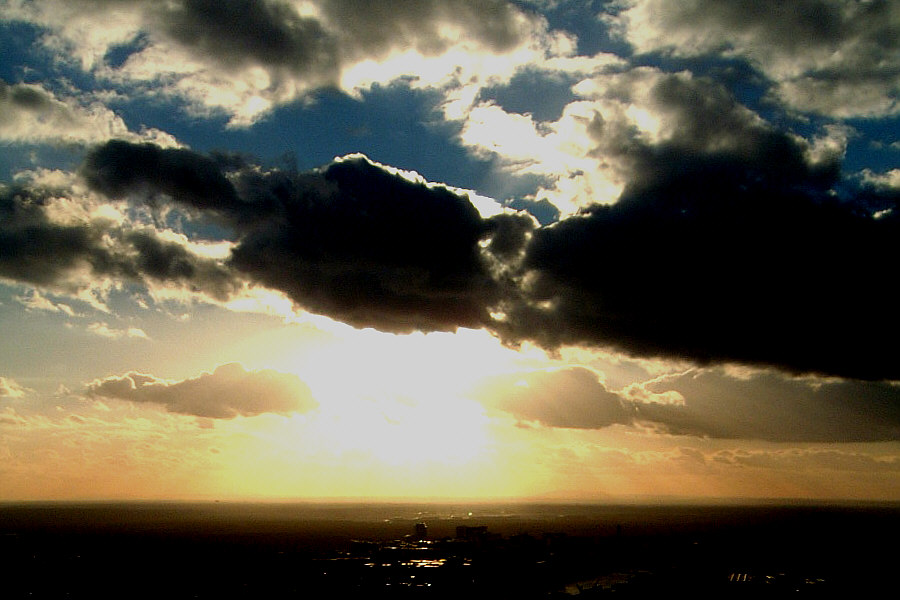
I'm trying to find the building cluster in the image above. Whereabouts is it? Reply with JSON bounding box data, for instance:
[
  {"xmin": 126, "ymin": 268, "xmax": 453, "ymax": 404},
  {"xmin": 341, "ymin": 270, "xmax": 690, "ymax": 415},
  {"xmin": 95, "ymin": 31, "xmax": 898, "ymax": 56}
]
[{"xmin": 321, "ymin": 522, "xmax": 838, "ymax": 597}]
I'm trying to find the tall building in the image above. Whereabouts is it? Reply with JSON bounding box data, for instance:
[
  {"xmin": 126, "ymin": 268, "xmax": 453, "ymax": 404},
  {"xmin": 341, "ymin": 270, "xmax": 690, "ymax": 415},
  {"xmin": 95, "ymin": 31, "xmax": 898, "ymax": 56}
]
[{"xmin": 415, "ymin": 522, "xmax": 428, "ymax": 541}]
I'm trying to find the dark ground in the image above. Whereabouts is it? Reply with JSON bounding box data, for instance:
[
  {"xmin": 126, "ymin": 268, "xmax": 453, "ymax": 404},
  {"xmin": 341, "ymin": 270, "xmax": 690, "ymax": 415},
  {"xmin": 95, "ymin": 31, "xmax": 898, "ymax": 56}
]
[{"xmin": 1, "ymin": 501, "xmax": 897, "ymax": 598}]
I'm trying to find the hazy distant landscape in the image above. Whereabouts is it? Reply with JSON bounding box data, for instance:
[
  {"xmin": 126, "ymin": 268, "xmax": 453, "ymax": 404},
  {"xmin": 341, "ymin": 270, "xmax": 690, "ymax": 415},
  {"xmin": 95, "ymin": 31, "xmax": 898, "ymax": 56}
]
[{"xmin": 3, "ymin": 501, "xmax": 897, "ymax": 598}]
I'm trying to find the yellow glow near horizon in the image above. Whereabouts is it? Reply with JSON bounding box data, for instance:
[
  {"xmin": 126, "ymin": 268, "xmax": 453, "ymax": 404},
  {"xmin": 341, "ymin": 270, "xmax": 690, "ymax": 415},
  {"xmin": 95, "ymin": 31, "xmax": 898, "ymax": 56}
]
[
  {"xmin": 316, "ymin": 394, "xmax": 492, "ymax": 467},
  {"xmin": 216, "ymin": 406, "xmax": 536, "ymax": 500},
  {"xmin": 293, "ymin": 328, "xmax": 518, "ymax": 469},
  {"xmin": 201, "ymin": 323, "xmax": 553, "ymax": 496}
]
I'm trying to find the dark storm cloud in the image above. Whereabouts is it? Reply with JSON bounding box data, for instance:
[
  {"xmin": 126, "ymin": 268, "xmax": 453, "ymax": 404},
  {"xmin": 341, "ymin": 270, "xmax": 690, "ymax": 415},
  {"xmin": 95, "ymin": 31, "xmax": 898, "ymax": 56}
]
[
  {"xmin": 636, "ymin": 369, "xmax": 900, "ymax": 443},
  {"xmin": 524, "ymin": 192, "xmax": 894, "ymax": 380},
  {"xmin": 499, "ymin": 70, "xmax": 899, "ymax": 381},
  {"xmin": 154, "ymin": 0, "xmax": 539, "ymax": 70},
  {"xmin": 80, "ymin": 124, "xmax": 900, "ymax": 381},
  {"xmin": 0, "ymin": 182, "xmax": 238, "ymax": 298},
  {"xmin": 512, "ymin": 172, "xmax": 900, "ymax": 381},
  {"xmin": 319, "ymin": 0, "xmax": 540, "ymax": 57},
  {"xmin": 82, "ymin": 141, "xmax": 529, "ymax": 332},
  {"xmin": 0, "ymin": 185, "xmax": 107, "ymax": 288},
  {"xmin": 80, "ymin": 140, "xmax": 249, "ymax": 221},
  {"xmin": 159, "ymin": 0, "xmax": 339, "ymax": 83},
  {"xmin": 122, "ymin": 230, "xmax": 238, "ymax": 301},
  {"xmin": 477, "ymin": 211, "xmax": 536, "ymax": 260},
  {"xmin": 87, "ymin": 362, "xmax": 317, "ymax": 418},
  {"xmin": 228, "ymin": 157, "xmax": 509, "ymax": 332}
]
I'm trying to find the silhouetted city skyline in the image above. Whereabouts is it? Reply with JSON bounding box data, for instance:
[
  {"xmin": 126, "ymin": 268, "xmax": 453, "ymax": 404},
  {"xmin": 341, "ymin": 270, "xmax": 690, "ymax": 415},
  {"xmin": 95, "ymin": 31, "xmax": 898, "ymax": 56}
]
[{"xmin": 2, "ymin": 500, "xmax": 897, "ymax": 598}]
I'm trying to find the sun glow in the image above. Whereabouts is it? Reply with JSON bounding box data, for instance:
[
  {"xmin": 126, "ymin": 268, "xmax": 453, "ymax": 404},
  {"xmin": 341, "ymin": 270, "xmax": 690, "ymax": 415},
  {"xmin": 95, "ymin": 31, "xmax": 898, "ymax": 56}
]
[
  {"xmin": 319, "ymin": 394, "xmax": 491, "ymax": 467},
  {"xmin": 205, "ymin": 324, "xmax": 550, "ymax": 496},
  {"xmin": 215, "ymin": 396, "xmax": 517, "ymax": 499},
  {"xmin": 292, "ymin": 327, "xmax": 519, "ymax": 468}
]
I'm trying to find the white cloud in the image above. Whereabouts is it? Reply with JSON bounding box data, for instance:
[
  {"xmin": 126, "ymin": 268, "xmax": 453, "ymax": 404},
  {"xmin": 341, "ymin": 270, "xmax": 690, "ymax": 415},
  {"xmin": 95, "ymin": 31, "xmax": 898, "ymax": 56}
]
[
  {"xmin": 861, "ymin": 168, "xmax": 900, "ymax": 190},
  {"xmin": 4, "ymin": 0, "xmax": 579, "ymax": 126},
  {"xmin": 16, "ymin": 290, "xmax": 76, "ymax": 316},
  {"xmin": 455, "ymin": 60, "xmax": 856, "ymax": 214},
  {"xmin": 457, "ymin": 98, "xmax": 622, "ymax": 214},
  {"xmin": 0, "ymin": 80, "xmax": 129, "ymax": 144},
  {"xmin": 609, "ymin": 0, "xmax": 900, "ymax": 118},
  {"xmin": 87, "ymin": 362, "xmax": 318, "ymax": 418},
  {"xmin": 87, "ymin": 322, "xmax": 149, "ymax": 340},
  {"xmin": 0, "ymin": 377, "xmax": 27, "ymax": 398},
  {"xmin": 0, "ymin": 80, "xmax": 177, "ymax": 146}
]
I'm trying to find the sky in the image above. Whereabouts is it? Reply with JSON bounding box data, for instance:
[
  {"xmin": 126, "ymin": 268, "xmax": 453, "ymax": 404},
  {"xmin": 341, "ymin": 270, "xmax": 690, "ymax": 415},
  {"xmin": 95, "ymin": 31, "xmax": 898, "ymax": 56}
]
[{"xmin": 1, "ymin": 0, "xmax": 899, "ymax": 503}]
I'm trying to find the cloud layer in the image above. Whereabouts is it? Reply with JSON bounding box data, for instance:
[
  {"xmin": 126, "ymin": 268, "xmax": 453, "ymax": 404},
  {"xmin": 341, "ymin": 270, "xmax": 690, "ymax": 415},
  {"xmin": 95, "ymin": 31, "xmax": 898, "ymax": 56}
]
[
  {"xmin": 476, "ymin": 367, "xmax": 634, "ymax": 429},
  {"xmin": 610, "ymin": 0, "xmax": 900, "ymax": 117},
  {"xmin": 474, "ymin": 366, "xmax": 900, "ymax": 443},
  {"xmin": 3, "ymin": 1, "xmax": 899, "ymax": 383},
  {"xmin": 80, "ymin": 142, "xmax": 532, "ymax": 332},
  {"xmin": 509, "ymin": 139, "xmax": 899, "ymax": 380},
  {"xmin": 0, "ymin": 134, "xmax": 878, "ymax": 381},
  {"xmin": 0, "ymin": 178, "xmax": 238, "ymax": 300},
  {"xmin": 4, "ymin": 0, "xmax": 564, "ymax": 124},
  {"xmin": 0, "ymin": 376, "xmax": 26, "ymax": 398},
  {"xmin": 0, "ymin": 79, "xmax": 176, "ymax": 146},
  {"xmin": 87, "ymin": 362, "xmax": 317, "ymax": 418}
]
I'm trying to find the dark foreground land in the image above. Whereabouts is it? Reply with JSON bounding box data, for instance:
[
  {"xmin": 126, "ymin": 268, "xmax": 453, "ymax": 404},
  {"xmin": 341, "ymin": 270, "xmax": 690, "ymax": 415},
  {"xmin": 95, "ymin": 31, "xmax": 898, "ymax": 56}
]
[{"xmin": 1, "ymin": 501, "xmax": 898, "ymax": 598}]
